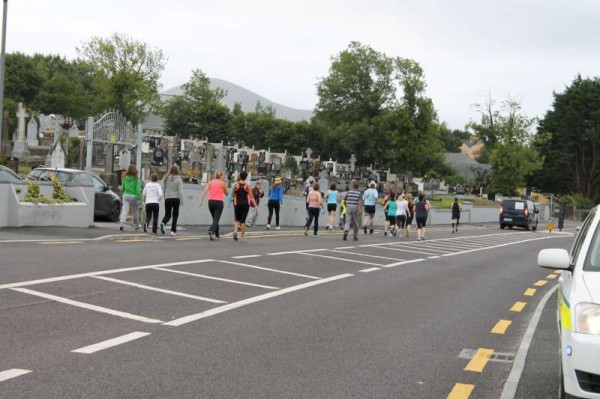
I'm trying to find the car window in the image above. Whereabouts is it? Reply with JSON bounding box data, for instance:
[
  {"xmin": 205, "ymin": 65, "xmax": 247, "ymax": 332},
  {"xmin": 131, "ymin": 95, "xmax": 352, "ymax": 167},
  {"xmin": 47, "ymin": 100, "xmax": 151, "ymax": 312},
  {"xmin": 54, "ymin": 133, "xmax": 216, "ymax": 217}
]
[
  {"xmin": 584, "ymin": 209, "xmax": 600, "ymax": 272},
  {"xmin": 571, "ymin": 208, "xmax": 597, "ymax": 268},
  {"xmin": 92, "ymin": 176, "xmax": 105, "ymax": 191},
  {"xmin": 514, "ymin": 202, "xmax": 524, "ymax": 210},
  {"xmin": 28, "ymin": 169, "xmax": 43, "ymax": 179},
  {"xmin": 0, "ymin": 169, "xmax": 22, "ymax": 182}
]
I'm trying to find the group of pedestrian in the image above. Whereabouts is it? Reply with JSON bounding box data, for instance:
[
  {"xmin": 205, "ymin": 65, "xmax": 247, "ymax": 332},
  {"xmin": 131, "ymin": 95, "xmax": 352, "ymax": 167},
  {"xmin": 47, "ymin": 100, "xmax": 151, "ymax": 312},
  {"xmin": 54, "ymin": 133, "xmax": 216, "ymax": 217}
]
[
  {"xmin": 119, "ymin": 164, "xmax": 185, "ymax": 236},
  {"xmin": 383, "ymin": 192, "xmax": 415, "ymax": 239}
]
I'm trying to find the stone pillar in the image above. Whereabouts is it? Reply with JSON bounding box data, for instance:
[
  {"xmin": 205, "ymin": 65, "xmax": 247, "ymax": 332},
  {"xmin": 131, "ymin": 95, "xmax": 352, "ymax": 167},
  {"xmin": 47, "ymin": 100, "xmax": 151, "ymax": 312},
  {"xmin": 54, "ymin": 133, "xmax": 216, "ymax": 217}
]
[{"xmin": 85, "ymin": 117, "xmax": 93, "ymax": 171}]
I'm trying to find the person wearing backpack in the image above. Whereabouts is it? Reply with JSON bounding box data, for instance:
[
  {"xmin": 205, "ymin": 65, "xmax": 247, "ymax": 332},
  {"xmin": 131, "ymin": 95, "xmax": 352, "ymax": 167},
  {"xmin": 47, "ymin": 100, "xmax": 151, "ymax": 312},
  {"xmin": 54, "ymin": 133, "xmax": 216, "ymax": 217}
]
[
  {"xmin": 232, "ymin": 171, "xmax": 257, "ymax": 242},
  {"xmin": 451, "ymin": 197, "xmax": 463, "ymax": 233}
]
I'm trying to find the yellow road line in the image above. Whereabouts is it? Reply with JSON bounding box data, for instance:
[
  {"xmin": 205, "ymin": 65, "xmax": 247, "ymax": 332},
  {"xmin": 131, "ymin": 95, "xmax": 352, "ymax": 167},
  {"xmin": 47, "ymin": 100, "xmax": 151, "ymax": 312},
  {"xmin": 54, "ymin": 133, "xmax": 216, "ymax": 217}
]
[
  {"xmin": 524, "ymin": 288, "xmax": 537, "ymax": 297},
  {"xmin": 40, "ymin": 241, "xmax": 83, "ymax": 245},
  {"xmin": 510, "ymin": 301, "xmax": 527, "ymax": 312},
  {"xmin": 546, "ymin": 274, "xmax": 558, "ymax": 279},
  {"xmin": 464, "ymin": 348, "xmax": 494, "ymax": 372},
  {"xmin": 447, "ymin": 383, "xmax": 475, "ymax": 399},
  {"xmin": 491, "ymin": 319, "xmax": 512, "ymax": 334},
  {"xmin": 534, "ymin": 280, "xmax": 548, "ymax": 287}
]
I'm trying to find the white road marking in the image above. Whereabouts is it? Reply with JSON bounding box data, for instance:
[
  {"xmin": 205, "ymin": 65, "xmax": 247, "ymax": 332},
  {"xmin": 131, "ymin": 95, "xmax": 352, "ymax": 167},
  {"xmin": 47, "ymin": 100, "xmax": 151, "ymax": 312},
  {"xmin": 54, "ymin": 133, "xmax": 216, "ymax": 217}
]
[
  {"xmin": 327, "ymin": 250, "xmax": 404, "ymax": 261},
  {"xmin": 0, "ymin": 369, "xmax": 31, "ymax": 382},
  {"xmin": 383, "ymin": 258, "xmax": 426, "ymax": 268},
  {"xmin": 334, "ymin": 246, "xmax": 356, "ymax": 250},
  {"xmin": 359, "ymin": 268, "xmax": 381, "ymax": 273},
  {"xmin": 298, "ymin": 252, "xmax": 384, "ymax": 266},
  {"xmin": 442, "ymin": 235, "xmax": 565, "ymax": 258},
  {"xmin": 91, "ymin": 276, "xmax": 227, "ymax": 304},
  {"xmin": 500, "ymin": 284, "xmax": 559, "ymax": 398},
  {"xmin": 72, "ymin": 331, "xmax": 151, "ymax": 354},
  {"xmin": 0, "ymin": 259, "xmax": 215, "ymax": 290},
  {"xmin": 266, "ymin": 248, "xmax": 327, "ymax": 256},
  {"xmin": 231, "ymin": 254, "xmax": 262, "ymax": 259},
  {"xmin": 428, "ymin": 256, "xmax": 441, "ymax": 259},
  {"xmin": 154, "ymin": 267, "xmax": 279, "ymax": 290},
  {"xmin": 218, "ymin": 260, "xmax": 320, "ymax": 280},
  {"xmin": 370, "ymin": 245, "xmax": 441, "ymax": 256},
  {"xmin": 164, "ymin": 273, "xmax": 353, "ymax": 326},
  {"xmin": 11, "ymin": 287, "xmax": 162, "ymax": 323}
]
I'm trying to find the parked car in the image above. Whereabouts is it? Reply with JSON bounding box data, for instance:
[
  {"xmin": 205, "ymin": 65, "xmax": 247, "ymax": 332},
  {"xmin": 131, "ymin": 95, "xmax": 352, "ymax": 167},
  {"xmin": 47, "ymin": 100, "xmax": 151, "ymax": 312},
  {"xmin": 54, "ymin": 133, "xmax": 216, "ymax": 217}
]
[
  {"xmin": 499, "ymin": 199, "xmax": 538, "ymax": 230},
  {"xmin": 0, "ymin": 165, "xmax": 24, "ymax": 183},
  {"xmin": 538, "ymin": 205, "xmax": 600, "ymax": 398},
  {"xmin": 27, "ymin": 167, "xmax": 122, "ymax": 222}
]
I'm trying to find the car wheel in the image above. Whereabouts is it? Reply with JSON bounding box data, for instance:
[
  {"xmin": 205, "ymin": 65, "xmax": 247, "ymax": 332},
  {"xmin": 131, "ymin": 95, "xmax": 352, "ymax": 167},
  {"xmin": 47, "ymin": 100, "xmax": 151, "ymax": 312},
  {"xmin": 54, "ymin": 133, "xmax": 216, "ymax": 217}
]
[
  {"xmin": 109, "ymin": 202, "xmax": 121, "ymax": 222},
  {"xmin": 508, "ymin": 225, "xmax": 513, "ymax": 229}
]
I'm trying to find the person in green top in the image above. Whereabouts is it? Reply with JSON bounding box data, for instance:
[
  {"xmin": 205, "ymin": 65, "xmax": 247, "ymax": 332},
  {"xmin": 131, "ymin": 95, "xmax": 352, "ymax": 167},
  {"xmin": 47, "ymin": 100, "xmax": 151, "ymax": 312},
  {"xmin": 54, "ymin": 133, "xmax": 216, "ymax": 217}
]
[{"xmin": 119, "ymin": 165, "xmax": 142, "ymax": 231}]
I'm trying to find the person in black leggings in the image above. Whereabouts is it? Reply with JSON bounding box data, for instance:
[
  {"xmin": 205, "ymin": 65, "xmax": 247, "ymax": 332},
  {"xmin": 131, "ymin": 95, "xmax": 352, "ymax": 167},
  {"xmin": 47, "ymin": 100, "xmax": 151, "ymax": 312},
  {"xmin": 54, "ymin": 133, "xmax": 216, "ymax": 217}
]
[{"xmin": 266, "ymin": 177, "xmax": 284, "ymax": 230}]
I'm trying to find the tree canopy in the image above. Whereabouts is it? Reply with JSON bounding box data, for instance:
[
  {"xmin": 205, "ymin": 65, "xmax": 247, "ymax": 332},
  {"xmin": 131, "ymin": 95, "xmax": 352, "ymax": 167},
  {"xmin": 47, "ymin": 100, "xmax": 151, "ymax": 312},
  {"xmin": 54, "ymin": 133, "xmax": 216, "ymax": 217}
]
[{"xmin": 533, "ymin": 75, "xmax": 600, "ymax": 203}]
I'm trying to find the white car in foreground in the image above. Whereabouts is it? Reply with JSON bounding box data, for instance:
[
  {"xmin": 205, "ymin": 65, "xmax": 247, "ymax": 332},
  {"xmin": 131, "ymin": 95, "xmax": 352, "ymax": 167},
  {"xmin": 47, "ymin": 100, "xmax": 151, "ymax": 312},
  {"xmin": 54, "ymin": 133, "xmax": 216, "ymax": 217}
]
[{"xmin": 538, "ymin": 206, "xmax": 600, "ymax": 398}]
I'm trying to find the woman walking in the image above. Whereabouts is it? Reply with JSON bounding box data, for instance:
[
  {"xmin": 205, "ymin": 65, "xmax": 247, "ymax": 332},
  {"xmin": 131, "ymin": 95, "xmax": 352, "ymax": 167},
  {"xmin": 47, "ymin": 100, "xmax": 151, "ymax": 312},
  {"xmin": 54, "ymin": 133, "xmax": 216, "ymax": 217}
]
[
  {"xmin": 232, "ymin": 172, "xmax": 257, "ymax": 242},
  {"xmin": 304, "ymin": 182, "xmax": 324, "ymax": 237},
  {"xmin": 383, "ymin": 192, "xmax": 397, "ymax": 237},
  {"xmin": 142, "ymin": 174, "xmax": 163, "ymax": 234},
  {"xmin": 266, "ymin": 177, "xmax": 284, "ymax": 230},
  {"xmin": 451, "ymin": 197, "xmax": 463, "ymax": 233},
  {"xmin": 396, "ymin": 193, "xmax": 410, "ymax": 239},
  {"xmin": 200, "ymin": 170, "xmax": 228, "ymax": 241},
  {"xmin": 325, "ymin": 184, "xmax": 339, "ymax": 231},
  {"xmin": 405, "ymin": 193, "xmax": 415, "ymax": 238},
  {"xmin": 161, "ymin": 165, "xmax": 185, "ymax": 236},
  {"xmin": 119, "ymin": 165, "xmax": 142, "ymax": 231},
  {"xmin": 247, "ymin": 181, "xmax": 264, "ymax": 227},
  {"xmin": 415, "ymin": 193, "xmax": 431, "ymax": 241}
]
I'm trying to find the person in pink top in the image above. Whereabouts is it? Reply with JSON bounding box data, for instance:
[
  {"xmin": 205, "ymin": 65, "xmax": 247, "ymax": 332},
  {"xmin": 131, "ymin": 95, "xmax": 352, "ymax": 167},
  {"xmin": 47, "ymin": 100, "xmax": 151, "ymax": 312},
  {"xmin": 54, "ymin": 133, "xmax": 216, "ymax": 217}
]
[{"xmin": 200, "ymin": 170, "xmax": 229, "ymax": 241}]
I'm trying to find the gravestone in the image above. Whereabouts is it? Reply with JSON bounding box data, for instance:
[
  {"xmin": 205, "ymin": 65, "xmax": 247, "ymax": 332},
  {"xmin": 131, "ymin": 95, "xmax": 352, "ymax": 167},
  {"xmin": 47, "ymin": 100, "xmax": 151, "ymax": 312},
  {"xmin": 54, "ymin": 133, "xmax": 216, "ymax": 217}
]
[
  {"xmin": 318, "ymin": 177, "xmax": 329, "ymax": 194},
  {"xmin": 27, "ymin": 117, "xmax": 38, "ymax": 146},
  {"xmin": 49, "ymin": 138, "xmax": 65, "ymax": 169},
  {"xmin": 12, "ymin": 103, "xmax": 30, "ymax": 159},
  {"xmin": 350, "ymin": 154, "xmax": 357, "ymax": 172},
  {"xmin": 118, "ymin": 149, "xmax": 131, "ymax": 171},
  {"xmin": 68, "ymin": 124, "xmax": 81, "ymax": 138}
]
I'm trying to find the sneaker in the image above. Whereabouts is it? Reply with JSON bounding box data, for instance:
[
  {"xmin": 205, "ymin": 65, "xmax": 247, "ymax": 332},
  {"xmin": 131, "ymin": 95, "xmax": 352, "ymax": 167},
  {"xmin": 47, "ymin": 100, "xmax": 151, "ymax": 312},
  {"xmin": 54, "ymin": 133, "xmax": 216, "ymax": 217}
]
[
  {"xmin": 160, "ymin": 223, "xmax": 165, "ymax": 235},
  {"xmin": 276, "ymin": 226, "xmax": 281, "ymax": 231},
  {"xmin": 233, "ymin": 231, "xmax": 238, "ymax": 241},
  {"xmin": 384, "ymin": 232, "xmax": 388, "ymax": 236},
  {"xmin": 209, "ymin": 231, "xmax": 214, "ymax": 241},
  {"xmin": 266, "ymin": 224, "xmax": 270, "ymax": 230},
  {"xmin": 343, "ymin": 231, "xmax": 348, "ymax": 241},
  {"xmin": 120, "ymin": 223, "xmax": 124, "ymax": 231},
  {"xmin": 170, "ymin": 231, "xmax": 177, "ymax": 236},
  {"xmin": 405, "ymin": 231, "xmax": 409, "ymax": 238},
  {"xmin": 143, "ymin": 223, "xmax": 147, "ymax": 233},
  {"xmin": 304, "ymin": 228, "xmax": 308, "ymax": 236},
  {"xmin": 417, "ymin": 237, "xmax": 421, "ymax": 241},
  {"xmin": 369, "ymin": 229, "xmax": 374, "ymax": 235}
]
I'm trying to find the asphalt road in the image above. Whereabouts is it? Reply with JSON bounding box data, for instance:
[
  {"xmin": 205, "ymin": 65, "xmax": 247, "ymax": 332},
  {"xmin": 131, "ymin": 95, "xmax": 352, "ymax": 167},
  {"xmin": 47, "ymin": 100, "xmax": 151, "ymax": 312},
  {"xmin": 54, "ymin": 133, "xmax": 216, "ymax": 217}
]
[{"xmin": 0, "ymin": 225, "xmax": 573, "ymax": 398}]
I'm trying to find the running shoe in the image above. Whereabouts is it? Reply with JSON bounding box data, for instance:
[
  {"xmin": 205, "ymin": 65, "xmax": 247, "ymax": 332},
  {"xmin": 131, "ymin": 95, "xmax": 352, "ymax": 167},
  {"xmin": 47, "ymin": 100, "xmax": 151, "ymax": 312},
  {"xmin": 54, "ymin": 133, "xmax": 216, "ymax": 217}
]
[
  {"xmin": 170, "ymin": 231, "xmax": 177, "ymax": 236},
  {"xmin": 209, "ymin": 231, "xmax": 214, "ymax": 241},
  {"xmin": 304, "ymin": 228, "xmax": 308, "ymax": 236},
  {"xmin": 343, "ymin": 231, "xmax": 348, "ymax": 241},
  {"xmin": 160, "ymin": 223, "xmax": 165, "ymax": 235},
  {"xmin": 143, "ymin": 223, "xmax": 147, "ymax": 233},
  {"xmin": 276, "ymin": 226, "xmax": 281, "ymax": 230},
  {"xmin": 266, "ymin": 224, "xmax": 270, "ymax": 230},
  {"xmin": 369, "ymin": 229, "xmax": 374, "ymax": 235},
  {"xmin": 233, "ymin": 231, "xmax": 238, "ymax": 241},
  {"xmin": 120, "ymin": 223, "xmax": 124, "ymax": 231}
]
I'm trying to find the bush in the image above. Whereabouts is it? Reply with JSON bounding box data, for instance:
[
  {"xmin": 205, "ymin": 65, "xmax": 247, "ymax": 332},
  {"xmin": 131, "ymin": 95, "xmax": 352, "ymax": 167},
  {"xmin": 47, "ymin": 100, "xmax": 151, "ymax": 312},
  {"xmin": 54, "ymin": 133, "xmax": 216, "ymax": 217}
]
[{"xmin": 563, "ymin": 194, "xmax": 594, "ymax": 210}]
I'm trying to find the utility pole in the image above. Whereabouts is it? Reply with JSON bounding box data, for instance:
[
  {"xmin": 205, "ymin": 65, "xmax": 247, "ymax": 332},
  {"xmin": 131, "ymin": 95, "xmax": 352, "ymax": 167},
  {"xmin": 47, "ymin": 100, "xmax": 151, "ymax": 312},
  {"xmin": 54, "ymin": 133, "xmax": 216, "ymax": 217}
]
[{"xmin": 0, "ymin": 0, "xmax": 8, "ymax": 155}]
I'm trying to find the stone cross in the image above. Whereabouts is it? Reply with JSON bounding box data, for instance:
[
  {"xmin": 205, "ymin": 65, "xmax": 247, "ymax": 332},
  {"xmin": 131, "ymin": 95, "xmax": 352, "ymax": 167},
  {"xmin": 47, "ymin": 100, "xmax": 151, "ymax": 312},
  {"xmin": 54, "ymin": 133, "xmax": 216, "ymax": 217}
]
[
  {"xmin": 350, "ymin": 154, "xmax": 357, "ymax": 172},
  {"xmin": 305, "ymin": 148, "xmax": 313, "ymax": 160},
  {"xmin": 16, "ymin": 103, "xmax": 28, "ymax": 141},
  {"xmin": 27, "ymin": 117, "xmax": 39, "ymax": 146}
]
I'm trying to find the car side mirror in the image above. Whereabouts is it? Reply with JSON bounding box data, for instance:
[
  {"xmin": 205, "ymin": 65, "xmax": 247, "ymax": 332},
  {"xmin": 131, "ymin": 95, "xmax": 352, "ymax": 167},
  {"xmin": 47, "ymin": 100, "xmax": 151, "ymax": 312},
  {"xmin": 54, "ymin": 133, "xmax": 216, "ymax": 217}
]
[{"xmin": 538, "ymin": 248, "xmax": 570, "ymax": 270}]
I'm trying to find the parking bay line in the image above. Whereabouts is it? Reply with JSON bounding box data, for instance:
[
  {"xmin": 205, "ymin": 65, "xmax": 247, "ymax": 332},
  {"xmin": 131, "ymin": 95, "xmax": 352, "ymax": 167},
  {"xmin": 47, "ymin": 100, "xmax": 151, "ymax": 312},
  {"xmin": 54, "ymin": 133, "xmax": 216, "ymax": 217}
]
[
  {"xmin": 298, "ymin": 252, "xmax": 384, "ymax": 266},
  {"xmin": 164, "ymin": 273, "xmax": 354, "ymax": 326},
  {"xmin": 367, "ymin": 245, "xmax": 442, "ymax": 256},
  {"xmin": 11, "ymin": 287, "xmax": 162, "ymax": 324},
  {"xmin": 232, "ymin": 254, "xmax": 262, "ymax": 259},
  {"xmin": 154, "ymin": 267, "xmax": 279, "ymax": 290},
  {"xmin": 359, "ymin": 268, "xmax": 380, "ymax": 273},
  {"xmin": 0, "ymin": 259, "xmax": 215, "ymax": 290},
  {"xmin": 0, "ymin": 369, "xmax": 32, "ymax": 383},
  {"xmin": 72, "ymin": 332, "xmax": 151, "ymax": 354},
  {"xmin": 218, "ymin": 260, "xmax": 321, "ymax": 280},
  {"xmin": 327, "ymin": 249, "xmax": 404, "ymax": 261},
  {"xmin": 92, "ymin": 276, "xmax": 227, "ymax": 304}
]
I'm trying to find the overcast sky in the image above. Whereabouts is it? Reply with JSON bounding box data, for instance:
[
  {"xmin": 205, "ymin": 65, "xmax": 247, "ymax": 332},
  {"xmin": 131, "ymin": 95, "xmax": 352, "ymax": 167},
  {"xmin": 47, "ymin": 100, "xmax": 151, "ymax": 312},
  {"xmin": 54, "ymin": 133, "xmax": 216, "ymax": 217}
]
[{"xmin": 3, "ymin": 0, "xmax": 599, "ymax": 129}]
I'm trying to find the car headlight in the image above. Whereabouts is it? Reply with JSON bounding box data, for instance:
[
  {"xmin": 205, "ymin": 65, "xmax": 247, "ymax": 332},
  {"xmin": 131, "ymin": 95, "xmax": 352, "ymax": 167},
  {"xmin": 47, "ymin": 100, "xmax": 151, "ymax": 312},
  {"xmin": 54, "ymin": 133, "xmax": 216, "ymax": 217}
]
[{"xmin": 576, "ymin": 303, "xmax": 600, "ymax": 335}]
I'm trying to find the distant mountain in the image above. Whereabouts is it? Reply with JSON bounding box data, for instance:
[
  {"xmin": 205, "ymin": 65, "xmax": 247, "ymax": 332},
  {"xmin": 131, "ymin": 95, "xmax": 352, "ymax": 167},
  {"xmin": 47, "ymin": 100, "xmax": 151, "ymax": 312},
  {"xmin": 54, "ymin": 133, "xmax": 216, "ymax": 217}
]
[{"xmin": 144, "ymin": 78, "xmax": 314, "ymax": 131}]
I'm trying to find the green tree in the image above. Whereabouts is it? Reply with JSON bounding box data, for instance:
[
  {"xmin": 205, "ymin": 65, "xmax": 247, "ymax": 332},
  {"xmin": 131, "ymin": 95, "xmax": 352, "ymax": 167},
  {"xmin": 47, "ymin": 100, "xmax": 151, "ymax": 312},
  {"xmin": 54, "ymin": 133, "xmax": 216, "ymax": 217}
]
[
  {"xmin": 314, "ymin": 42, "xmax": 443, "ymax": 175},
  {"xmin": 470, "ymin": 97, "xmax": 542, "ymax": 195},
  {"xmin": 4, "ymin": 52, "xmax": 44, "ymax": 105},
  {"xmin": 160, "ymin": 69, "xmax": 231, "ymax": 141},
  {"xmin": 533, "ymin": 75, "xmax": 600, "ymax": 203},
  {"xmin": 78, "ymin": 33, "xmax": 166, "ymax": 124},
  {"xmin": 439, "ymin": 124, "xmax": 470, "ymax": 153}
]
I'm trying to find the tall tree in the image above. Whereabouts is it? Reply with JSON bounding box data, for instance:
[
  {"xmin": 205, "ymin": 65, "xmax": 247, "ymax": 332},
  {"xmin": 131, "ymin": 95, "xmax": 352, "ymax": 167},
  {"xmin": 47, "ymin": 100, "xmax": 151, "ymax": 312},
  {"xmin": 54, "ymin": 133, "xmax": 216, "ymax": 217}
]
[
  {"xmin": 470, "ymin": 97, "xmax": 542, "ymax": 195},
  {"xmin": 160, "ymin": 69, "xmax": 231, "ymax": 141},
  {"xmin": 314, "ymin": 42, "xmax": 443, "ymax": 175},
  {"xmin": 534, "ymin": 75, "xmax": 600, "ymax": 202},
  {"xmin": 77, "ymin": 33, "xmax": 166, "ymax": 124}
]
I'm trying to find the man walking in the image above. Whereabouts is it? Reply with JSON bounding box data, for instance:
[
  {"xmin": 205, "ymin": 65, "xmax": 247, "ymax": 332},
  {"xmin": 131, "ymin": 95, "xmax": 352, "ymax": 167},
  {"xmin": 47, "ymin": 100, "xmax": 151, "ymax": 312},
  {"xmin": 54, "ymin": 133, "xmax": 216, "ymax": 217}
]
[{"xmin": 343, "ymin": 182, "xmax": 363, "ymax": 241}]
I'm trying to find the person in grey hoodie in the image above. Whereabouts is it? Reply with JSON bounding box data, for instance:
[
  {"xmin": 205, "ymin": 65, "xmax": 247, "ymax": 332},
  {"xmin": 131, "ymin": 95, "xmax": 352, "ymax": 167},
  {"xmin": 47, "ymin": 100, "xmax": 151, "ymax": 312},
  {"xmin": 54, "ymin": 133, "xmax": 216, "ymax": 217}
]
[{"xmin": 161, "ymin": 165, "xmax": 185, "ymax": 236}]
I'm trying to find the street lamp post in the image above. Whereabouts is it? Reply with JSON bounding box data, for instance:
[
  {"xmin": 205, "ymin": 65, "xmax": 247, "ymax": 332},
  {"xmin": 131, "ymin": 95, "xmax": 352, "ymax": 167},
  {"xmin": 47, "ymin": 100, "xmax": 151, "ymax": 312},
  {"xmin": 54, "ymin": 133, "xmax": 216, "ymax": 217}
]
[{"xmin": 0, "ymin": 0, "xmax": 7, "ymax": 155}]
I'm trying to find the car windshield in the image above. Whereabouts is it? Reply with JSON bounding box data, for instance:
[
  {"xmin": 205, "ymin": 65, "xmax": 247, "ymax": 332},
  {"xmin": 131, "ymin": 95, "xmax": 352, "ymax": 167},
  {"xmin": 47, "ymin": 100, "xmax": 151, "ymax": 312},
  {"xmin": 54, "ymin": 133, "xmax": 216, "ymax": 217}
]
[
  {"xmin": 502, "ymin": 200, "xmax": 524, "ymax": 210},
  {"xmin": 0, "ymin": 167, "xmax": 23, "ymax": 182},
  {"xmin": 585, "ymin": 211, "xmax": 600, "ymax": 272}
]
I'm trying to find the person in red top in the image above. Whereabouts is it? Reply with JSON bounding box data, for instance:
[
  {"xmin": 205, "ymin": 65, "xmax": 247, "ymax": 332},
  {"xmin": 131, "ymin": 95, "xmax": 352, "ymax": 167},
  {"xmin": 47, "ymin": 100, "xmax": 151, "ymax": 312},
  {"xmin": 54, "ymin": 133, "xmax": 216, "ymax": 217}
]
[
  {"xmin": 304, "ymin": 182, "xmax": 324, "ymax": 237},
  {"xmin": 232, "ymin": 171, "xmax": 257, "ymax": 242}
]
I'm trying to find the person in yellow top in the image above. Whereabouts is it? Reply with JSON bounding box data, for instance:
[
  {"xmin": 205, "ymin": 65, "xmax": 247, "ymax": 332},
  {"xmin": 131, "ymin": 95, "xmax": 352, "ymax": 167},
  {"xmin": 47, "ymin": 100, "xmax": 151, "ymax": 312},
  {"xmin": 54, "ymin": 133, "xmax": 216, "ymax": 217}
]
[
  {"xmin": 304, "ymin": 182, "xmax": 324, "ymax": 237},
  {"xmin": 119, "ymin": 165, "xmax": 142, "ymax": 231}
]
